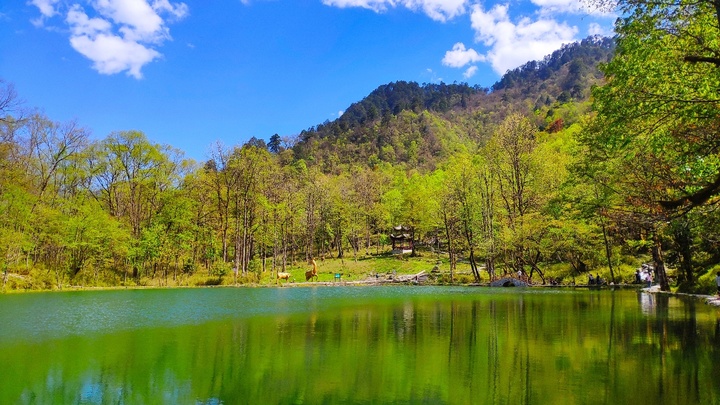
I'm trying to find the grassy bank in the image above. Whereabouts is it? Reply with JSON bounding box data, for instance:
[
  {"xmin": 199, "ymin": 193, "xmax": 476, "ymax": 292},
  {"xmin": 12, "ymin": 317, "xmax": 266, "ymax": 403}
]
[{"xmin": 3, "ymin": 250, "xmax": 718, "ymax": 294}]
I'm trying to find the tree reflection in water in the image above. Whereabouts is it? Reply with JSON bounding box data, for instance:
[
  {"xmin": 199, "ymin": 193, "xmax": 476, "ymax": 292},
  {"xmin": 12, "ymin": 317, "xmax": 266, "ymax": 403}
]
[{"xmin": 0, "ymin": 288, "xmax": 718, "ymax": 404}]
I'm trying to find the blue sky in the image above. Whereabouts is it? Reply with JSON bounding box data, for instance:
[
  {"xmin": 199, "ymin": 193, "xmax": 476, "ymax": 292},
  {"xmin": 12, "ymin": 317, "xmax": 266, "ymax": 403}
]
[{"xmin": 0, "ymin": 0, "xmax": 614, "ymax": 161}]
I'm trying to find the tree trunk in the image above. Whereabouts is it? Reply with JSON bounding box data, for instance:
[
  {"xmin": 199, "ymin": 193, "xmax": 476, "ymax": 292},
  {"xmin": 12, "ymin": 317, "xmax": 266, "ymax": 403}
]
[
  {"xmin": 365, "ymin": 217, "xmax": 371, "ymax": 256},
  {"xmin": 652, "ymin": 235, "xmax": 670, "ymax": 292},
  {"xmin": 672, "ymin": 220, "xmax": 694, "ymax": 284},
  {"xmin": 336, "ymin": 226, "xmax": 344, "ymax": 259},
  {"xmin": 485, "ymin": 257, "xmax": 495, "ymax": 281},
  {"xmin": 234, "ymin": 196, "xmax": 241, "ymax": 283},
  {"xmin": 242, "ymin": 206, "xmax": 249, "ymax": 276},
  {"xmin": 600, "ymin": 215, "xmax": 615, "ymax": 284},
  {"xmin": 443, "ymin": 211, "xmax": 455, "ymax": 283},
  {"xmin": 410, "ymin": 228, "xmax": 416, "ymax": 256},
  {"xmin": 528, "ymin": 250, "xmax": 546, "ymax": 284},
  {"xmin": 468, "ymin": 249, "xmax": 480, "ymax": 283}
]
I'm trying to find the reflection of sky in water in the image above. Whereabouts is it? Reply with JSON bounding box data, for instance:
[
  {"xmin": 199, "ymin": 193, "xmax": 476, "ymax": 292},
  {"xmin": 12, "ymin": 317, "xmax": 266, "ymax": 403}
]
[
  {"xmin": 0, "ymin": 286, "xmax": 464, "ymax": 343},
  {"xmin": 79, "ymin": 381, "xmax": 102, "ymax": 404},
  {"xmin": 0, "ymin": 286, "xmax": 712, "ymax": 344},
  {"xmin": 639, "ymin": 292, "xmax": 655, "ymax": 315},
  {"xmin": 2, "ymin": 287, "xmax": 720, "ymax": 405}
]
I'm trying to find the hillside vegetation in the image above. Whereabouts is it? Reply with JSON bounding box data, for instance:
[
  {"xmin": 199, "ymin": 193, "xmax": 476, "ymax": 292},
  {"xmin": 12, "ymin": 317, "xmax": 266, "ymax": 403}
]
[
  {"xmin": 1, "ymin": 26, "xmax": 719, "ymax": 293},
  {"xmin": 290, "ymin": 36, "xmax": 614, "ymax": 173}
]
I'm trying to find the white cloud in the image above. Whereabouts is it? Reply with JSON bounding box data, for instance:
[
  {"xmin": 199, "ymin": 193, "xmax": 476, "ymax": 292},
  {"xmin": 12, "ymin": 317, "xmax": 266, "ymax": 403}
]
[
  {"xmin": 470, "ymin": 4, "xmax": 577, "ymax": 74},
  {"xmin": 531, "ymin": 0, "xmax": 613, "ymax": 16},
  {"xmin": 30, "ymin": 0, "xmax": 60, "ymax": 17},
  {"xmin": 67, "ymin": 5, "xmax": 112, "ymax": 37},
  {"xmin": 322, "ymin": 0, "xmax": 468, "ymax": 22},
  {"xmin": 30, "ymin": 0, "xmax": 61, "ymax": 26},
  {"xmin": 424, "ymin": 68, "xmax": 442, "ymax": 82},
  {"xmin": 413, "ymin": 0, "xmax": 467, "ymax": 21},
  {"xmin": 588, "ymin": 22, "xmax": 608, "ymax": 36},
  {"xmin": 91, "ymin": 0, "xmax": 168, "ymax": 43},
  {"xmin": 530, "ymin": 0, "xmax": 583, "ymax": 14},
  {"xmin": 463, "ymin": 65, "xmax": 478, "ymax": 78},
  {"xmin": 541, "ymin": 0, "xmax": 619, "ymax": 18},
  {"xmin": 442, "ymin": 42, "xmax": 484, "ymax": 68},
  {"xmin": 70, "ymin": 32, "xmax": 161, "ymax": 78},
  {"xmin": 30, "ymin": 0, "xmax": 188, "ymax": 79},
  {"xmin": 152, "ymin": 0, "xmax": 189, "ymax": 19}
]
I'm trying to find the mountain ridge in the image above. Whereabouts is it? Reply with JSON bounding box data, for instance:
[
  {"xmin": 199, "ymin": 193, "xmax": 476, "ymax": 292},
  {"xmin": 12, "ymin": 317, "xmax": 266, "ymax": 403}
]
[{"xmin": 277, "ymin": 36, "xmax": 614, "ymax": 173}]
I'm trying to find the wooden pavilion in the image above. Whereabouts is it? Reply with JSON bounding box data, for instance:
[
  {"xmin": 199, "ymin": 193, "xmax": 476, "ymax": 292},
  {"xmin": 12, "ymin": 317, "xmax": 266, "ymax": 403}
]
[{"xmin": 390, "ymin": 225, "xmax": 413, "ymax": 254}]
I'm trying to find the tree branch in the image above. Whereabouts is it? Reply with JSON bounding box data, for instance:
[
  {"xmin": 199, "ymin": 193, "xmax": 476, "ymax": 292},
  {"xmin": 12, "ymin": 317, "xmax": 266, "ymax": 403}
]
[
  {"xmin": 659, "ymin": 171, "xmax": 720, "ymax": 210},
  {"xmin": 684, "ymin": 55, "xmax": 720, "ymax": 66}
]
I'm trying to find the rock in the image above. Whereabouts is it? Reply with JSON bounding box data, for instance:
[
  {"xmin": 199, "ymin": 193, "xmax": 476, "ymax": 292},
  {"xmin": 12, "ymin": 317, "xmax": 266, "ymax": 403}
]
[{"xmin": 706, "ymin": 297, "xmax": 720, "ymax": 306}]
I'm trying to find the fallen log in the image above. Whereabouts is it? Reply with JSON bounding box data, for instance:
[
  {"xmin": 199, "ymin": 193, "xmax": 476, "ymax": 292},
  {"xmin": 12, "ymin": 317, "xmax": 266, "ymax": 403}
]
[{"xmin": 360, "ymin": 270, "xmax": 428, "ymax": 285}]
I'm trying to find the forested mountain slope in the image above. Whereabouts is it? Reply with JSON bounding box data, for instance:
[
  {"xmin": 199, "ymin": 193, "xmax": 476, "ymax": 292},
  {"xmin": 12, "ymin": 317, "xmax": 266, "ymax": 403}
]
[{"xmin": 290, "ymin": 36, "xmax": 614, "ymax": 173}]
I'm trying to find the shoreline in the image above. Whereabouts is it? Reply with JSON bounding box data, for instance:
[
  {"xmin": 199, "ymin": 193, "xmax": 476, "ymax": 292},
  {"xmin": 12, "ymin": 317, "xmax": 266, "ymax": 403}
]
[
  {"xmin": 641, "ymin": 284, "xmax": 720, "ymax": 307},
  {"xmin": 4, "ymin": 281, "xmax": 720, "ymax": 308}
]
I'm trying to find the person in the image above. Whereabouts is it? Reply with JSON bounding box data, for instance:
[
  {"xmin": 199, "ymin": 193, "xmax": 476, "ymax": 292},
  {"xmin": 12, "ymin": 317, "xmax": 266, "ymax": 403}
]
[
  {"xmin": 635, "ymin": 270, "xmax": 641, "ymax": 284},
  {"xmin": 715, "ymin": 272, "xmax": 720, "ymax": 296},
  {"xmin": 588, "ymin": 274, "xmax": 595, "ymax": 285}
]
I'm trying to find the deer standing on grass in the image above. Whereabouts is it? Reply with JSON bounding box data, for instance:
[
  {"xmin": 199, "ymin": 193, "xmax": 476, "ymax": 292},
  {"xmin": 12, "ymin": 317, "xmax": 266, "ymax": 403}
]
[
  {"xmin": 305, "ymin": 258, "xmax": 318, "ymax": 282},
  {"xmin": 277, "ymin": 271, "xmax": 292, "ymax": 284}
]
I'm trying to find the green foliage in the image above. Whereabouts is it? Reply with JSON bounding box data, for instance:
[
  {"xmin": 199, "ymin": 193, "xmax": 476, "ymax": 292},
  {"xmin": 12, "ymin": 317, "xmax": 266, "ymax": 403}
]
[
  {"xmin": 577, "ymin": 0, "xmax": 720, "ymax": 290},
  {"xmin": 694, "ymin": 265, "xmax": 720, "ymax": 295},
  {"xmin": 589, "ymin": 0, "xmax": 720, "ymax": 211},
  {"xmin": 2, "ymin": 31, "xmax": 718, "ymax": 291}
]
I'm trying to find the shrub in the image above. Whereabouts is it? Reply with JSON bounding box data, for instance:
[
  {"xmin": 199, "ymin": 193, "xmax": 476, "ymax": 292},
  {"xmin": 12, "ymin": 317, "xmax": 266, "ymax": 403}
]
[
  {"xmin": 684, "ymin": 265, "xmax": 720, "ymax": 295},
  {"xmin": 210, "ymin": 262, "xmax": 231, "ymax": 277}
]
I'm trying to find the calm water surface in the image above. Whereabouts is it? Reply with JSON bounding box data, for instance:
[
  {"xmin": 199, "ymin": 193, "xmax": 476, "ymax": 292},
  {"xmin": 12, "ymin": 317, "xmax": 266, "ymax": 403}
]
[{"xmin": 1, "ymin": 286, "xmax": 719, "ymax": 404}]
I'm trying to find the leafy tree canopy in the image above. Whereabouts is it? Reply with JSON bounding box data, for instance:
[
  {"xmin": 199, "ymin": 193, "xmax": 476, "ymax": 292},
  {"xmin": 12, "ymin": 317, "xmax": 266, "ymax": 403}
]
[{"xmin": 588, "ymin": 0, "xmax": 720, "ymax": 213}]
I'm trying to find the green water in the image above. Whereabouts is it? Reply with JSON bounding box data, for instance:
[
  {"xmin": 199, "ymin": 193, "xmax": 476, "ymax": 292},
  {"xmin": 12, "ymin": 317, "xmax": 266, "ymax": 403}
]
[{"xmin": 1, "ymin": 286, "xmax": 719, "ymax": 404}]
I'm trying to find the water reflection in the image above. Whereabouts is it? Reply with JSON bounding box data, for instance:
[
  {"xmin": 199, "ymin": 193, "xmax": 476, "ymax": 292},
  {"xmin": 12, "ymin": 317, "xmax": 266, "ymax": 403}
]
[
  {"xmin": 0, "ymin": 288, "xmax": 719, "ymax": 404},
  {"xmin": 639, "ymin": 291, "xmax": 656, "ymax": 315}
]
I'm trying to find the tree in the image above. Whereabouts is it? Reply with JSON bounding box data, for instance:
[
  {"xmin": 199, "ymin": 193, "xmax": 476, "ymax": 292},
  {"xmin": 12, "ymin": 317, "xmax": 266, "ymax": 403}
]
[
  {"xmin": 474, "ymin": 152, "xmax": 499, "ymax": 280},
  {"xmin": 402, "ymin": 172, "xmax": 441, "ymax": 257},
  {"xmin": 432, "ymin": 169, "xmax": 460, "ymax": 281},
  {"xmin": 88, "ymin": 131, "xmax": 183, "ymax": 278},
  {"xmin": 485, "ymin": 113, "xmax": 569, "ymax": 282},
  {"xmin": 589, "ymin": 0, "xmax": 720, "ymax": 212},
  {"xmin": 583, "ymin": 0, "xmax": 720, "ymax": 290},
  {"xmin": 206, "ymin": 143, "xmax": 237, "ymax": 264},
  {"xmin": 24, "ymin": 115, "xmax": 89, "ymax": 211},
  {"xmin": 268, "ymin": 134, "xmax": 283, "ymax": 154},
  {"xmin": 0, "ymin": 79, "xmax": 23, "ymax": 123},
  {"xmin": 228, "ymin": 144, "xmax": 271, "ymax": 277},
  {"xmin": 443, "ymin": 153, "xmax": 483, "ymax": 282},
  {"xmin": 154, "ymin": 186, "xmax": 195, "ymax": 284},
  {"xmin": 486, "ymin": 113, "xmax": 539, "ymax": 275},
  {"xmin": 348, "ymin": 166, "xmax": 387, "ymax": 256}
]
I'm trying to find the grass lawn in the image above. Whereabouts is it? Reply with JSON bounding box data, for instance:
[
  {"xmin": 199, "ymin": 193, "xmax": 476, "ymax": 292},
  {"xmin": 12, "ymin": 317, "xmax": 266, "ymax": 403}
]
[{"xmin": 254, "ymin": 251, "xmax": 450, "ymax": 284}]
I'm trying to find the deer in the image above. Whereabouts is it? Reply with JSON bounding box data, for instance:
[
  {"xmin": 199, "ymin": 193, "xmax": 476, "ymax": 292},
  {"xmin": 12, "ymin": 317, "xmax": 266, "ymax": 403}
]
[
  {"xmin": 277, "ymin": 271, "xmax": 292, "ymax": 284},
  {"xmin": 305, "ymin": 258, "xmax": 318, "ymax": 282}
]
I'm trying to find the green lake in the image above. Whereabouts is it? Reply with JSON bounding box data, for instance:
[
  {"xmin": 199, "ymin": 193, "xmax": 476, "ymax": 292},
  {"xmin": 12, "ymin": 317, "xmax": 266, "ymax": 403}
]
[{"xmin": 1, "ymin": 286, "xmax": 719, "ymax": 404}]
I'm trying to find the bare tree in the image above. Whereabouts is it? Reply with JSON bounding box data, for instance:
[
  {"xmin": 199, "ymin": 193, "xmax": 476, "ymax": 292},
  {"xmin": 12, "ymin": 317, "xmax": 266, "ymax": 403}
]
[{"xmin": 0, "ymin": 79, "xmax": 24, "ymax": 123}]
